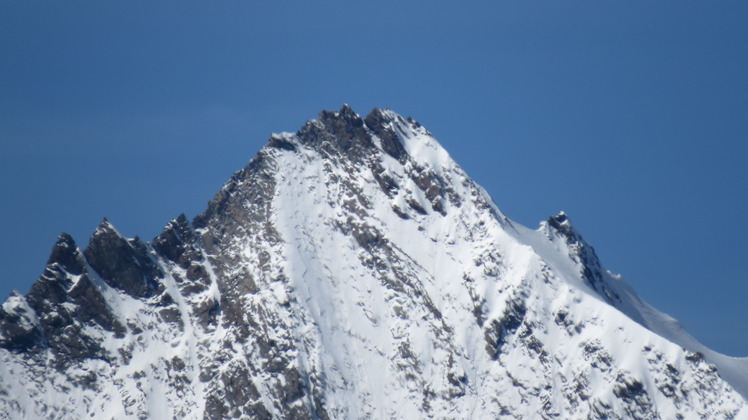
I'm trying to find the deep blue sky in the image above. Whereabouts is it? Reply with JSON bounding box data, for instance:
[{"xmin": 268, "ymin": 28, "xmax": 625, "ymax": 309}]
[{"xmin": 1, "ymin": 1, "xmax": 746, "ymax": 356}]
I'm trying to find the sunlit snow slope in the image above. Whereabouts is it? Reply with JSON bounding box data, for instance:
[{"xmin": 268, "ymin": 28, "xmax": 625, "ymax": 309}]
[{"xmin": 0, "ymin": 105, "xmax": 746, "ymax": 419}]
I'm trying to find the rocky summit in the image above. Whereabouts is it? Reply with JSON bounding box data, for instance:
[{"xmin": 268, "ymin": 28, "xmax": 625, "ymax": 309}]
[{"xmin": 0, "ymin": 106, "xmax": 747, "ymax": 419}]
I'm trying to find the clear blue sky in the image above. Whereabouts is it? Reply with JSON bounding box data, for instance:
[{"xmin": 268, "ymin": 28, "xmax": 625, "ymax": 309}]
[{"xmin": 1, "ymin": 1, "xmax": 746, "ymax": 356}]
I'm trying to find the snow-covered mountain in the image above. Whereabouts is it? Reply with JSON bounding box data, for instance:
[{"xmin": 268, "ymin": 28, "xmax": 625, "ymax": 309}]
[{"xmin": 1, "ymin": 105, "xmax": 746, "ymax": 419}]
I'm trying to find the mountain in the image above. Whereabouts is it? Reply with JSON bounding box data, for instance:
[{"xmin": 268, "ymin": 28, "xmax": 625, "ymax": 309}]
[{"xmin": 0, "ymin": 105, "xmax": 746, "ymax": 419}]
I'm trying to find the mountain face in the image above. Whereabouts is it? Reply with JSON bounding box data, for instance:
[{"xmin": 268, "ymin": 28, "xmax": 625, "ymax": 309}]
[{"xmin": 1, "ymin": 105, "xmax": 747, "ymax": 419}]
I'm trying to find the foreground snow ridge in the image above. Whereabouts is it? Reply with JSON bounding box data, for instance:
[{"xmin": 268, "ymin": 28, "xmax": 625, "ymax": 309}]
[{"xmin": 0, "ymin": 105, "xmax": 746, "ymax": 419}]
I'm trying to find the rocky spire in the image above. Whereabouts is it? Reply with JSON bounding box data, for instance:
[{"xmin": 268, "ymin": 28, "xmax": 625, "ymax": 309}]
[{"xmin": 84, "ymin": 219, "xmax": 163, "ymax": 299}]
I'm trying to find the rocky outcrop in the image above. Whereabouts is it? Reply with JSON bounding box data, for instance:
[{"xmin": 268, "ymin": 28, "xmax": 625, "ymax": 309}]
[{"xmin": 84, "ymin": 219, "xmax": 163, "ymax": 299}]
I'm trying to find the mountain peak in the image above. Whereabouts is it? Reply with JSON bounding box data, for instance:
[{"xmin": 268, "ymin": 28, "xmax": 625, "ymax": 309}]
[
  {"xmin": 323, "ymin": 103, "xmax": 359, "ymax": 122},
  {"xmin": 294, "ymin": 105, "xmax": 374, "ymax": 158},
  {"xmin": 278, "ymin": 105, "xmax": 421, "ymax": 165},
  {"xmin": 0, "ymin": 107, "xmax": 746, "ymax": 418},
  {"xmin": 91, "ymin": 217, "xmax": 118, "ymax": 237},
  {"xmin": 43, "ymin": 233, "xmax": 85, "ymax": 276}
]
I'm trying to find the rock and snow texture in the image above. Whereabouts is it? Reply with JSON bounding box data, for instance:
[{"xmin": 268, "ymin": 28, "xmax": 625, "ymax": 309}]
[{"xmin": 0, "ymin": 105, "xmax": 746, "ymax": 419}]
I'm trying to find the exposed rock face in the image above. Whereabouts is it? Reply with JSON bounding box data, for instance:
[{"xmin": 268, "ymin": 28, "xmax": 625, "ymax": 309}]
[
  {"xmin": 84, "ymin": 220, "xmax": 163, "ymax": 299},
  {"xmin": 0, "ymin": 106, "xmax": 746, "ymax": 419}
]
